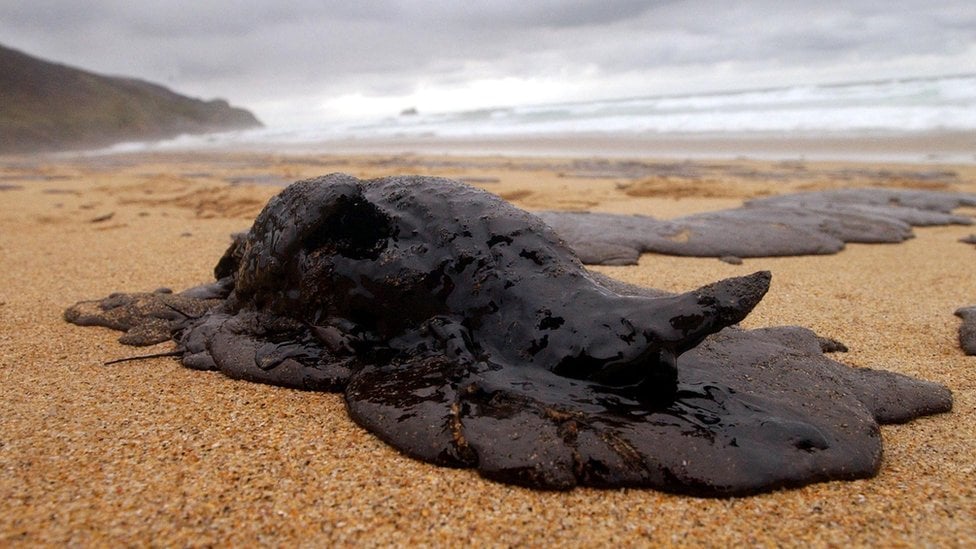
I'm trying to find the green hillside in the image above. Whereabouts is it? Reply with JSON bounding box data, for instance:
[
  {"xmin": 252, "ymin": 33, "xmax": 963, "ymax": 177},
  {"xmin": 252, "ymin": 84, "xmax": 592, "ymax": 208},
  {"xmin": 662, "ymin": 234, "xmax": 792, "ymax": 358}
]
[{"xmin": 0, "ymin": 44, "xmax": 262, "ymax": 153}]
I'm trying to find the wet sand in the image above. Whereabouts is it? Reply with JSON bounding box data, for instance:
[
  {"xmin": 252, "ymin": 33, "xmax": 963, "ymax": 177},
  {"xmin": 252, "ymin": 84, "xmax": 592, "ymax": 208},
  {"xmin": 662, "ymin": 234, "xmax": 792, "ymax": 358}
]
[
  {"xmin": 1, "ymin": 151, "xmax": 975, "ymax": 546},
  {"xmin": 237, "ymin": 130, "xmax": 976, "ymax": 165}
]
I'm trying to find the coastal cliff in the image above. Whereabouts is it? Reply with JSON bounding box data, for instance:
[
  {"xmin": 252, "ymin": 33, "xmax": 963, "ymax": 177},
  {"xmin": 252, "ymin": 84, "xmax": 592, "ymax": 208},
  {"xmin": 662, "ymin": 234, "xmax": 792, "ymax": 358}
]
[{"xmin": 0, "ymin": 44, "xmax": 261, "ymax": 153}]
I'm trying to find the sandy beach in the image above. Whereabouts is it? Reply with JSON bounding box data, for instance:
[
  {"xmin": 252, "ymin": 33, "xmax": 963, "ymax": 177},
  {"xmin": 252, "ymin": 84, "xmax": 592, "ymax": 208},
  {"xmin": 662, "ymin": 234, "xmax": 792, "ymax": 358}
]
[{"xmin": 2, "ymin": 150, "xmax": 975, "ymax": 546}]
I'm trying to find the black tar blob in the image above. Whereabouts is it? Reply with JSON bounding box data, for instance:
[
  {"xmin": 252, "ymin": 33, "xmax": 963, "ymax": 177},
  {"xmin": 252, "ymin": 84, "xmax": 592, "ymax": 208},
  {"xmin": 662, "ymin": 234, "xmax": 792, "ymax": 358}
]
[{"xmin": 65, "ymin": 174, "xmax": 951, "ymax": 496}]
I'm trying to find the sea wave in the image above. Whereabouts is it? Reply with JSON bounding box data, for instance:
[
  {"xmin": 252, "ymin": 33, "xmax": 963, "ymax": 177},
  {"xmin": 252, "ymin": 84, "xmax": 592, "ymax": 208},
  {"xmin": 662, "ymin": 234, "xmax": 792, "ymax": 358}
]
[
  {"xmin": 356, "ymin": 74, "xmax": 976, "ymax": 136},
  {"xmin": 88, "ymin": 74, "xmax": 976, "ymax": 157}
]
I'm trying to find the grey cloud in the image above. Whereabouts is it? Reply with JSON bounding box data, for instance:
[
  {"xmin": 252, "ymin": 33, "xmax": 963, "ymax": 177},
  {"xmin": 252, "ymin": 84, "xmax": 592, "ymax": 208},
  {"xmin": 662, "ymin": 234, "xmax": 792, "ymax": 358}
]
[
  {"xmin": 2, "ymin": 0, "xmax": 974, "ymax": 121},
  {"xmin": 386, "ymin": 0, "xmax": 665, "ymax": 28}
]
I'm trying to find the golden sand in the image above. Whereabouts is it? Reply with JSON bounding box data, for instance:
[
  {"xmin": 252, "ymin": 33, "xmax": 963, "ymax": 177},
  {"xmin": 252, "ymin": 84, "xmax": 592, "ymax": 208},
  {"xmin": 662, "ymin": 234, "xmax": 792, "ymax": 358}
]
[{"xmin": 1, "ymin": 152, "xmax": 974, "ymax": 546}]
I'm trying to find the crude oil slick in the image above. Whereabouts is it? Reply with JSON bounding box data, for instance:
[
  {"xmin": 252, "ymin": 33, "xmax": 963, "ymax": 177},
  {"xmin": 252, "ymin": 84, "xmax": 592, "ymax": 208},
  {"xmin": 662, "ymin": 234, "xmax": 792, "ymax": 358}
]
[
  {"xmin": 66, "ymin": 175, "xmax": 951, "ymax": 496},
  {"xmin": 954, "ymin": 306, "xmax": 976, "ymax": 355},
  {"xmin": 540, "ymin": 189, "xmax": 976, "ymax": 265}
]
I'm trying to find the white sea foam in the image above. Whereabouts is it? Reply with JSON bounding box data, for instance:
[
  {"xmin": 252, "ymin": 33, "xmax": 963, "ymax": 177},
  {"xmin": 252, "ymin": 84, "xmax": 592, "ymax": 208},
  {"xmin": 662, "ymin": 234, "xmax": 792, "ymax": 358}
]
[
  {"xmin": 358, "ymin": 74, "xmax": 976, "ymax": 136},
  {"xmin": 89, "ymin": 74, "xmax": 976, "ymax": 160}
]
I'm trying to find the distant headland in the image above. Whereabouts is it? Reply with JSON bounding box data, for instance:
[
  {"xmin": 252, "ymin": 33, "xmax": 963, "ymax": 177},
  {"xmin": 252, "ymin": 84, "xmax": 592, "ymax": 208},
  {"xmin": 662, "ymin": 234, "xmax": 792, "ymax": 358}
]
[{"xmin": 0, "ymin": 44, "xmax": 262, "ymax": 154}]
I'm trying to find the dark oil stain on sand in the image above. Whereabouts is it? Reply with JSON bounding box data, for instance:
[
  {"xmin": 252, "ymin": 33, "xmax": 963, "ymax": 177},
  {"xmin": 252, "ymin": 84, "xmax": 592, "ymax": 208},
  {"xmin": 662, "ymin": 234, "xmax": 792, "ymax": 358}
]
[{"xmin": 65, "ymin": 174, "xmax": 951, "ymax": 497}]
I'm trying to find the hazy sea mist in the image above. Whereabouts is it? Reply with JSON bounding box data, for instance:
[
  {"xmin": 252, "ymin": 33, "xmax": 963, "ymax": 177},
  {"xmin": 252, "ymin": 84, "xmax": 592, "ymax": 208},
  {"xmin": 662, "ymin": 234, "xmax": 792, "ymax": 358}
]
[
  {"xmin": 101, "ymin": 74, "xmax": 976, "ymax": 162},
  {"xmin": 341, "ymin": 74, "xmax": 976, "ymax": 136}
]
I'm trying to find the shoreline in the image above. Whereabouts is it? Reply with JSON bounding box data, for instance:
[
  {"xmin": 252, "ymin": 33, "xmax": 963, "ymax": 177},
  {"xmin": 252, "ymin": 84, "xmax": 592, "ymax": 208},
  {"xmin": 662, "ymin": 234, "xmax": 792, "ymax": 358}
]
[
  {"xmin": 65, "ymin": 129, "xmax": 976, "ymax": 166},
  {"xmin": 1, "ymin": 150, "xmax": 974, "ymax": 545},
  {"xmin": 298, "ymin": 130, "xmax": 976, "ymax": 165}
]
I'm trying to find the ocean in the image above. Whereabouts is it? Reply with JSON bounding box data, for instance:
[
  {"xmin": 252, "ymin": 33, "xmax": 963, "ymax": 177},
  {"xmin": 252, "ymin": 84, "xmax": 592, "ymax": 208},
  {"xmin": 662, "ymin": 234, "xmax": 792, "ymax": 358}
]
[
  {"xmin": 342, "ymin": 74, "xmax": 976, "ymax": 137},
  {"xmin": 101, "ymin": 74, "xmax": 976, "ymax": 162}
]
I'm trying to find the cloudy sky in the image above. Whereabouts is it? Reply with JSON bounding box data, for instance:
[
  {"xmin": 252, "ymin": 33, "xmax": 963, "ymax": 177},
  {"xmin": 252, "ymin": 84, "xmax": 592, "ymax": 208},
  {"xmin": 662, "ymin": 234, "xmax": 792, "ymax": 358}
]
[{"xmin": 3, "ymin": 1, "xmax": 974, "ymax": 126}]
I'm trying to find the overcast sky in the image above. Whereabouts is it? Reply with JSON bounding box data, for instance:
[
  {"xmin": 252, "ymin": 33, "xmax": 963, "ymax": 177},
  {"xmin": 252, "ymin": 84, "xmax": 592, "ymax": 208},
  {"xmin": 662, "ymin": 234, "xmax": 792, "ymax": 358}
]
[{"xmin": 3, "ymin": 1, "xmax": 975, "ymax": 126}]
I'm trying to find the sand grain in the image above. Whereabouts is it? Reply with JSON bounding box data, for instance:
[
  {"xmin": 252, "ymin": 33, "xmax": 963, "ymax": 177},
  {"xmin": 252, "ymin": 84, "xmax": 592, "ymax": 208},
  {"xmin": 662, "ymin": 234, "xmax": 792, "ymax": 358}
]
[{"xmin": 1, "ymin": 152, "xmax": 974, "ymax": 546}]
